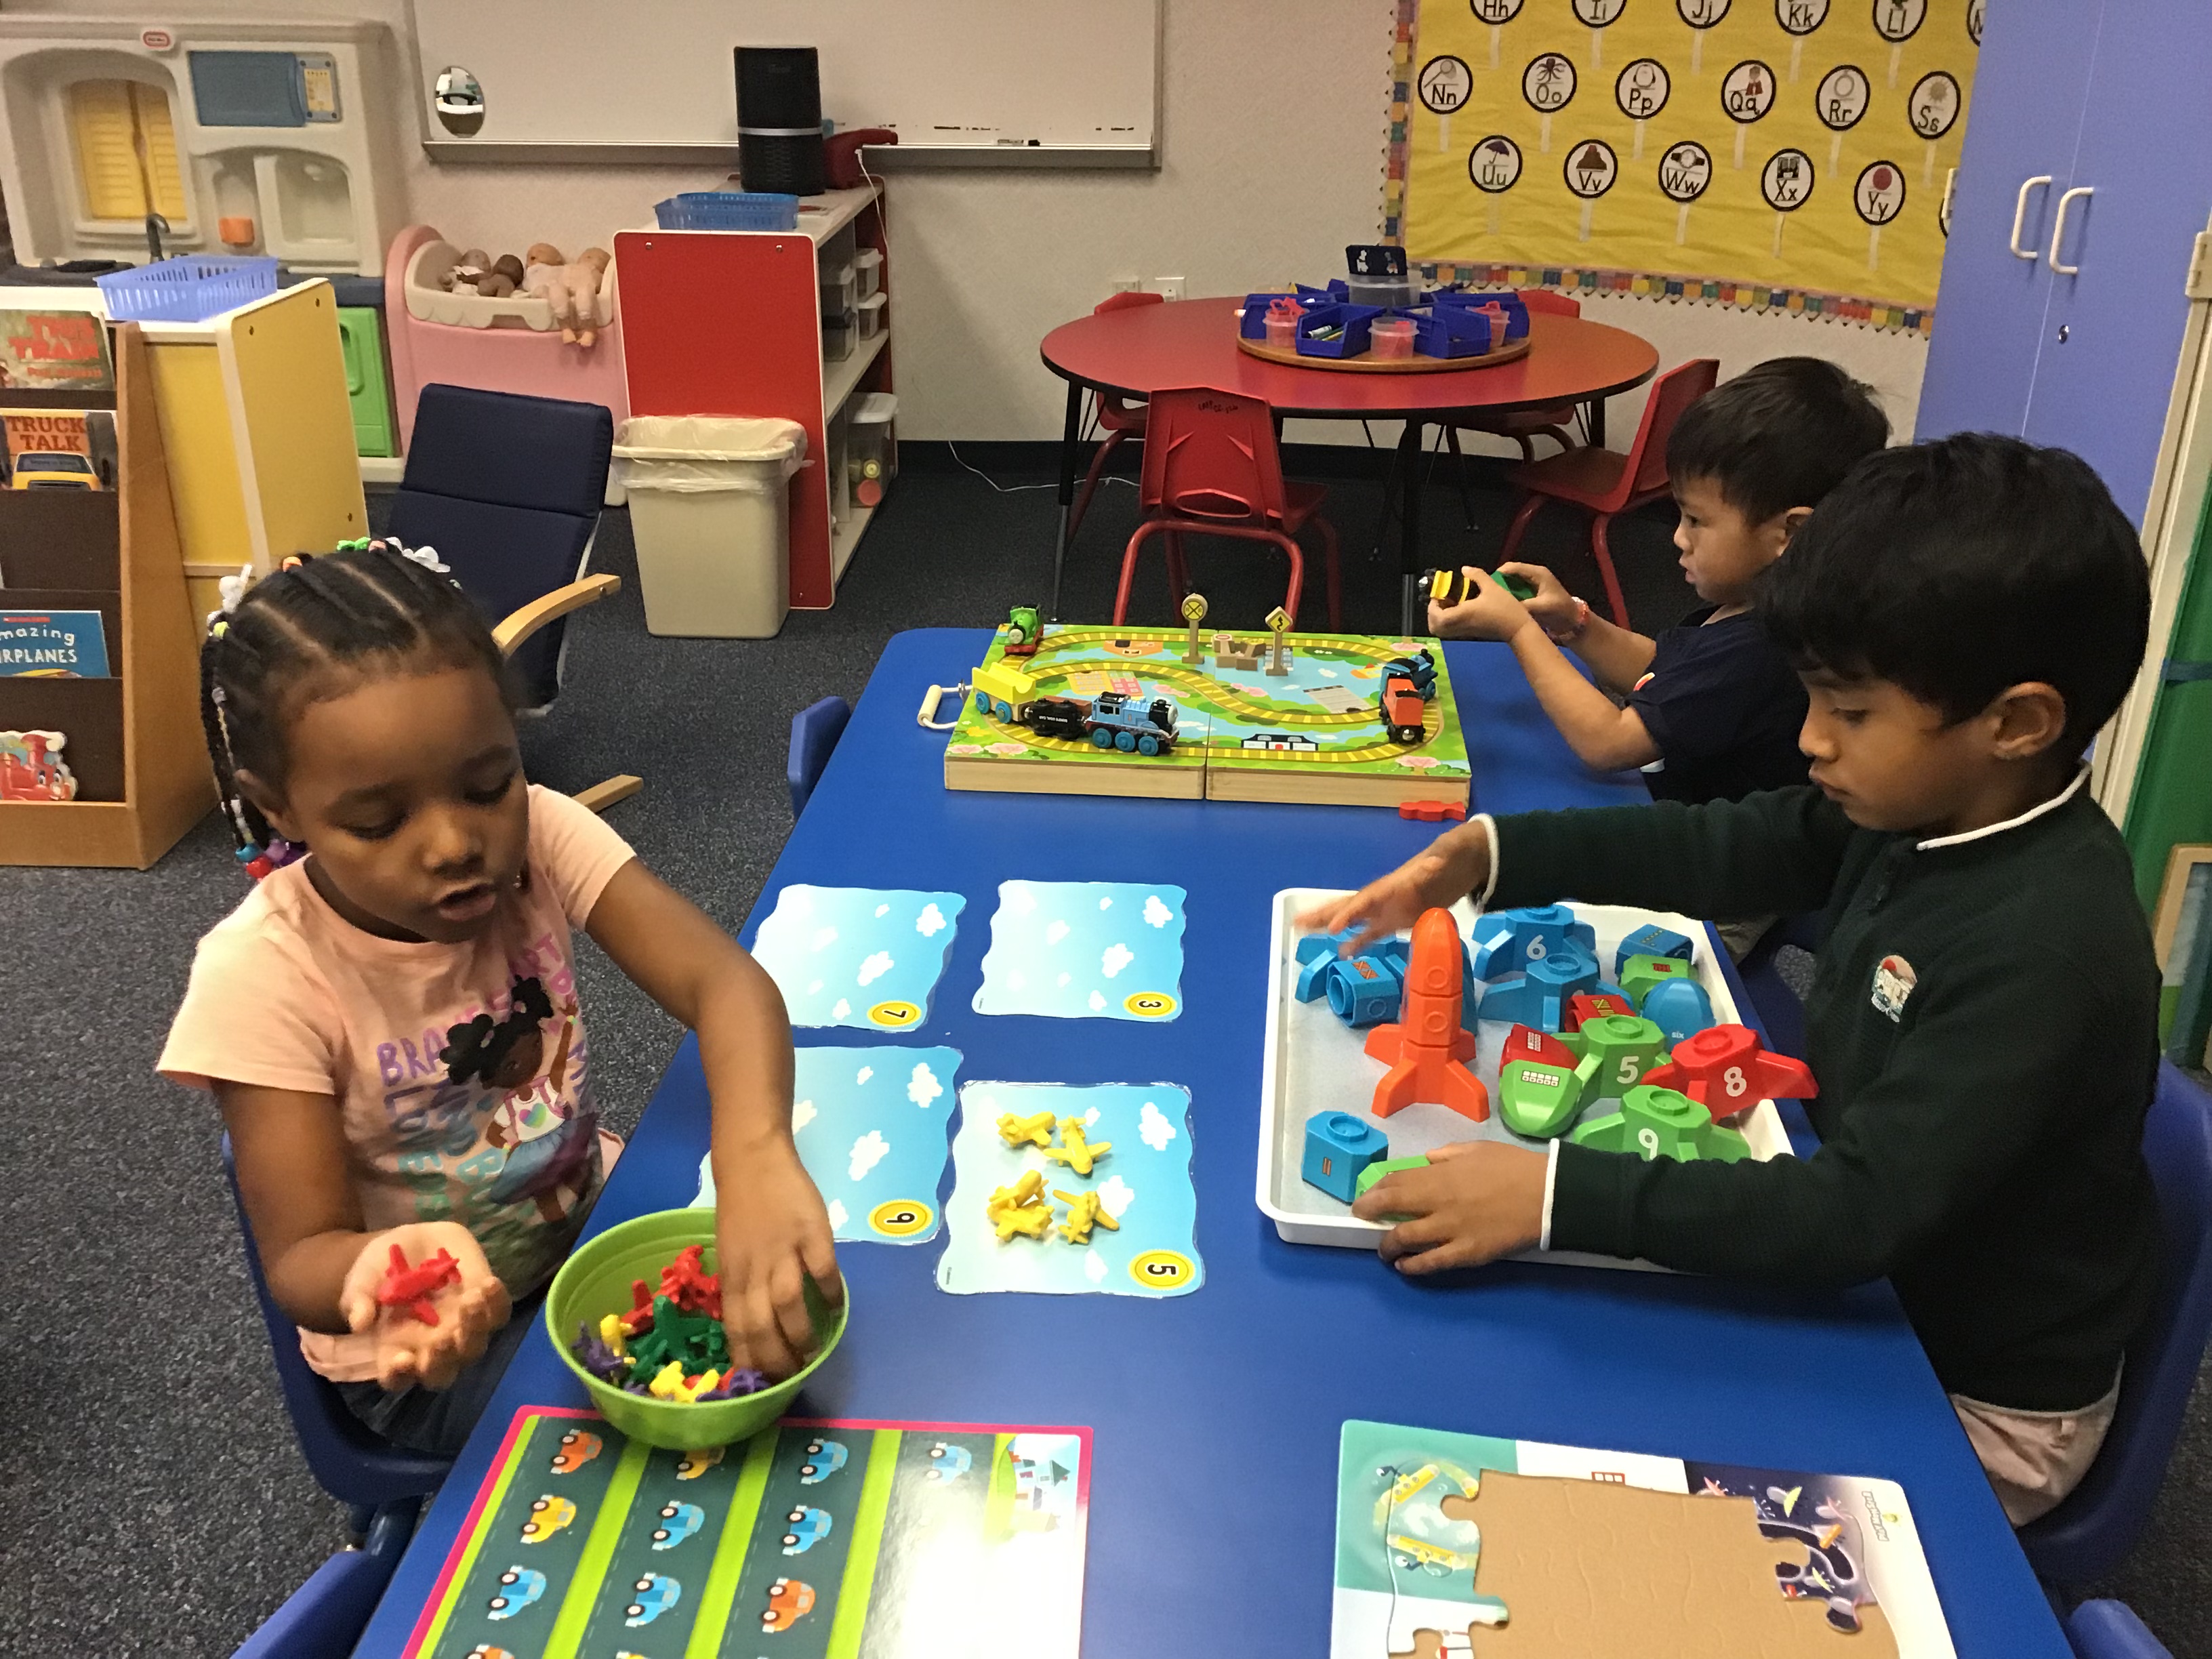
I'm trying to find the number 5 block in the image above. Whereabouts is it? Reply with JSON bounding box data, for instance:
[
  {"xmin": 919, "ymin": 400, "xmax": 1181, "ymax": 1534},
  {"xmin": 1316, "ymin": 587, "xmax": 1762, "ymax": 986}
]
[
  {"xmin": 1640, "ymin": 1024, "xmax": 1818, "ymax": 1123},
  {"xmin": 1564, "ymin": 1012, "xmax": 1669, "ymax": 1101}
]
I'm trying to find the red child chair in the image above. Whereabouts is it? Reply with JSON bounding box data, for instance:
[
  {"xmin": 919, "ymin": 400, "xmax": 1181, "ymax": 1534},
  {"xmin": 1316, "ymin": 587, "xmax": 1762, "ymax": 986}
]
[
  {"xmin": 1065, "ymin": 291, "xmax": 1166, "ymax": 547},
  {"xmin": 1113, "ymin": 386, "xmax": 1343, "ymax": 630},
  {"xmin": 1493, "ymin": 356, "xmax": 1719, "ymax": 628}
]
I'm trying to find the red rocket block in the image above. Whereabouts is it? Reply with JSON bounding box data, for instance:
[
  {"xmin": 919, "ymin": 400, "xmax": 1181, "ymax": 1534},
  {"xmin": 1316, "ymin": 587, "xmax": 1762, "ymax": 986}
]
[
  {"xmin": 1363, "ymin": 907, "xmax": 1490, "ymax": 1122},
  {"xmin": 1640, "ymin": 1024, "xmax": 1818, "ymax": 1122}
]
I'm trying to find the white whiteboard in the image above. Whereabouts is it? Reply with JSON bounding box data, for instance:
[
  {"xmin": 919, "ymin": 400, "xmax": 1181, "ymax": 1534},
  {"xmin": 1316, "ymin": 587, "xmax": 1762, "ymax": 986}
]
[{"xmin": 407, "ymin": 0, "xmax": 1160, "ymax": 167}]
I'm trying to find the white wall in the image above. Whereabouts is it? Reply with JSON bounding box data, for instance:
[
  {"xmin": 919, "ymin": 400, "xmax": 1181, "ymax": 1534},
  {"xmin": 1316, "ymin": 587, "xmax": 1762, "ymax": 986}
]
[{"xmin": 2, "ymin": 0, "xmax": 1926, "ymax": 445}]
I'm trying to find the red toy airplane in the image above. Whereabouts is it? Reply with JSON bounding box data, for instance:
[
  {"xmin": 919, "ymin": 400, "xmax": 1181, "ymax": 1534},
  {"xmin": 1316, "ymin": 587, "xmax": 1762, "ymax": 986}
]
[
  {"xmin": 1364, "ymin": 907, "xmax": 1490, "ymax": 1122},
  {"xmin": 375, "ymin": 1244, "xmax": 462, "ymax": 1326},
  {"xmin": 1641, "ymin": 1024, "xmax": 1818, "ymax": 1121}
]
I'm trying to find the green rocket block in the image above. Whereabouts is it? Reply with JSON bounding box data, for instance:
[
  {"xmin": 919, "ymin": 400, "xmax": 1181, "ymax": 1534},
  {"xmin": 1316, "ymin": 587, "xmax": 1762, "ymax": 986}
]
[
  {"xmin": 1619, "ymin": 952, "xmax": 1694, "ymax": 1010},
  {"xmin": 1569, "ymin": 1084, "xmax": 1750, "ymax": 1164},
  {"xmin": 1570, "ymin": 1013, "xmax": 1671, "ymax": 1101},
  {"xmin": 1355, "ymin": 1154, "xmax": 1434, "ymax": 1197},
  {"xmin": 1497, "ymin": 1058, "xmax": 1585, "ymax": 1138}
]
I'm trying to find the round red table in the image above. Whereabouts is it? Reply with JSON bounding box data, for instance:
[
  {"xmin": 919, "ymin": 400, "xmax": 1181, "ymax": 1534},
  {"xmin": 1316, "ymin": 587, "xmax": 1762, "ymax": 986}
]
[{"xmin": 1039, "ymin": 298, "xmax": 1660, "ymax": 623}]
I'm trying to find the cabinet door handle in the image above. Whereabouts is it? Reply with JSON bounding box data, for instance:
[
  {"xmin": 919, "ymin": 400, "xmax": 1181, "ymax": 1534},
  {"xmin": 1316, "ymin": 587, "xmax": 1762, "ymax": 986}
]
[
  {"xmin": 2009, "ymin": 175, "xmax": 2053, "ymax": 260},
  {"xmin": 2049, "ymin": 185, "xmax": 2093, "ymax": 274}
]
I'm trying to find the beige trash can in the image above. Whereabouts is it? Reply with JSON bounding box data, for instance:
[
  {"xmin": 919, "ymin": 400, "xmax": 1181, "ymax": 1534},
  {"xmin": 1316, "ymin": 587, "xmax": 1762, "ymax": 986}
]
[{"xmin": 614, "ymin": 415, "xmax": 808, "ymax": 638}]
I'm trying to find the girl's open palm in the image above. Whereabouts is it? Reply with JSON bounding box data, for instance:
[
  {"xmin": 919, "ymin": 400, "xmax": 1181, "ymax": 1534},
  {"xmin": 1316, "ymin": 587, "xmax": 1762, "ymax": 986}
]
[
  {"xmin": 339, "ymin": 1222, "xmax": 512, "ymax": 1393},
  {"xmin": 1294, "ymin": 823, "xmax": 1494, "ymax": 953}
]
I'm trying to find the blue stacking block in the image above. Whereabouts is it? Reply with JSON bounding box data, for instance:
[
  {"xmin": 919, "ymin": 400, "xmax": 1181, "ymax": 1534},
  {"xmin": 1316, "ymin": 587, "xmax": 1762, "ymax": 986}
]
[
  {"xmin": 1641, "ymin": 977, "xmax": 1717, "ymax": 1046},
  {"xmin": 1326, "ymin": 951, "xmax": 1409, "ymax": 1027},
  {"xmin": 1614, "ymin": 922, "xmax": 1695, "ymax": 979},
  {"xmin": 1477, "ymin": 945, "xmax": 1601, "ymax": 1031},
  {"xmin": 1472, "ymin": 905, "xmax": 1597, "ymax": 981},
  {"xmin": 1294, "ymin": 927, "xmax": 1361, "ymax": 1002},
  {"xmin": 1303, "ymin": 1111, "xmax": 1389, "ymax": 1203}
]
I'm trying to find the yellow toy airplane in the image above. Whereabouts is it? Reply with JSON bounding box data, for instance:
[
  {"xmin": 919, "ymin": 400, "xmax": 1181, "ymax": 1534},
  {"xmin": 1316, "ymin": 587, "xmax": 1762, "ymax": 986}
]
[
  {"xmin": 1053, "ymin": 1187, "xmax": 1122, "ymax": 1244},
  {"xmin": 996, "ymin": 1110, "xmax": 1057, "ymax": 1150},
  {"xmin": 1044, "ymin": 1117, "xmax": 1111, "ymax": 1176}
]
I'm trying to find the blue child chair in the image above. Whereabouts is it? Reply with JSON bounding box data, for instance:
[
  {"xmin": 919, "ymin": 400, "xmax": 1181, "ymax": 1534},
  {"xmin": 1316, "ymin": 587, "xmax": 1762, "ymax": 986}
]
[
  {"xmin": 788, "ymin": 696, "xmax": 852, "ymax": 818},
  {"xmin": 222, "ymin": 1136, "xmax": 451, "ymax": 1529},
  {"xmin": 2065, "ymin": 1599, "xmax": 2174, "ymax": 1659},
  {"xmin": 232, "ymin": 1498, "xmax": 418, "ymax": 1659},
  {"xmin": 2017, "ymin": 1062, "xmax": 2212, "ymax": 1589}
]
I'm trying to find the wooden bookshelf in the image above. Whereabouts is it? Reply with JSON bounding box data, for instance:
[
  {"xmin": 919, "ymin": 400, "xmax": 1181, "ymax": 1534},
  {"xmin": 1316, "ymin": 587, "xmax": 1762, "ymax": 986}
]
[{"xmin": 0, "ymin": 323, "xmax": 216, "ymax": 866}]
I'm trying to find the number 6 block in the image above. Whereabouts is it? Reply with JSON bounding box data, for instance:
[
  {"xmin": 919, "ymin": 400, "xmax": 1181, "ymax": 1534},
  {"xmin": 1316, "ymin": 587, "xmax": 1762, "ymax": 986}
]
[{"xmin": 1640, "ymin": 1024, "xmax": 1818, "ymax": 1123}]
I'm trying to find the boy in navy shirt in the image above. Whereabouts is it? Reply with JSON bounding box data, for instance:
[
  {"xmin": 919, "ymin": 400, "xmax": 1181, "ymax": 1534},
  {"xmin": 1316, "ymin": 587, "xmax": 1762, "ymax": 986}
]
[{"xmin": 1432, "ymin": 357, "xmax": 1889, "ymax": 806}]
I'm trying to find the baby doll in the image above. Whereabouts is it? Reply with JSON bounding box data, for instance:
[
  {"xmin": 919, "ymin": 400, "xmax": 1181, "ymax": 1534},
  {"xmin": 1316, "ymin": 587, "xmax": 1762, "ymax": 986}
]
[{"xmin": 523, "ymin": 243, "xmax": 611, "ymax": 346}]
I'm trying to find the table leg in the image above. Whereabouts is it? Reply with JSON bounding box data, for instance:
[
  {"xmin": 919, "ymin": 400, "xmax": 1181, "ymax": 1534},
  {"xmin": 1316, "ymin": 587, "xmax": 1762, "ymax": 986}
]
[
  {"xmin": 1398, "ymin": 419, "xmax": 1425, "ymax": 635},
  {"xmin": 1048, "ymin": 380, "xmax": 1084, "ymax": 621},
  {"xmin": 1587, "ymin": 396, "xmax": 1607, "ymax": 450}
]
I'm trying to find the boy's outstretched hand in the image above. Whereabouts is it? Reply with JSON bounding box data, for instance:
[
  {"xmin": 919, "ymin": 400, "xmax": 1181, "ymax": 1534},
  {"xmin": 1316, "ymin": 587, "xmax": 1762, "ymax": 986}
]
[
  {"xmin": 715, "ymin": 1141, "xmax": 845, "ymax": 1382},
  {"xmin": 340, "ymin": 1222, "xmax": 512, "ymax": 1393},
  {"xmin": 1351, "ymin": 1141, "xmax": 1549, "ymax": 1271},
  {"xmin": 1429, "ymin": 566, "xmax": 1536, "ymax": 642},
  {"xmin": 1294, "ymin": 821, "xmax": 1494, "ymax": 953}
]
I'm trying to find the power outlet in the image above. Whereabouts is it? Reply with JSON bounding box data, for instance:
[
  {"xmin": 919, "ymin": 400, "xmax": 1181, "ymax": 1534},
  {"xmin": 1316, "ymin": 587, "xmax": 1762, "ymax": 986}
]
[
  {"xmin": 1109, "ymin": 274, "xmax": 1143, "ymax": 294},
  {"xmin": 1147, "ymin": 275, "xmax": 1186, "ymax": 302}
]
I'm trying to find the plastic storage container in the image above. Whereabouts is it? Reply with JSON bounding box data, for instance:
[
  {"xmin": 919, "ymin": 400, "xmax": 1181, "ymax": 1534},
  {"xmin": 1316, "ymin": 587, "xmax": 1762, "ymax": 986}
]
[
  {"xmin": 1348, "ymin": 276, "xmax": 1420, "ymax": 309},
  {"xmin": 819, "ymin": 262, "xmax": 856, "ymax": 320},
  {"xmin": 853, "ymin": 247, "xmax": 883, "ymax": 301},
  {"xmin": 614, "ymin": 415, "xmax": 808, "ymax": 638},
  {"xmin": 856, "ymin": 291, "xmax": 887, "ymax": 340},
  {"xmin": 1370, "ymin": 316, "xmax": 1416, "ymax": 359},
  {"xmin": 1414, "ymin": 305, "xmax": 1494, "ymax": 359},
  {"xmin": 652, "ymin": 191, "xmax": 799, "ymax": 231},
  {"xmin": 848, "ymin": 390, "xmax": 897, "ymax": 508},
  {"xmin": 95, "ymin": 255, "xmax": 279, "ymax": 323},
  {"xmin": 823, "ymin": 308, "xmax": 856, "ymax": 361},
  {"xmin": 1296, "ymin": 303, "xmax": 1382, "ymax": 359}
]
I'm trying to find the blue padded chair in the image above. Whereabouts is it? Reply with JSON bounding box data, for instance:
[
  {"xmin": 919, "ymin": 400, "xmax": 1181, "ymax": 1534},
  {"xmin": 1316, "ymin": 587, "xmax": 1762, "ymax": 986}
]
[
  {"xmin": 1733, "ymin": 912, "xmax": 1821, "ymax": 1060},
  {"xmin": 388, "ymin": 382, "xmax": 638, "ymax": 813},
  {"xmin": 222, "ymin": 1136, "xmax": 451, "ymax": 1523},
  {"xmin": 232, "ymin": 1499, "xmax": 418, "ymax": 1659},
  {"xmin": 788, "ymin": 696, "xmax": 852, "ymax": 818},
  {"xmin": 2018, "ymin": 1062, "xmax": 2212, "ymax": 1588},
  {"xmin": 2066, "ymin": 1599, "xmax": 2174, "ymax": 1659}
]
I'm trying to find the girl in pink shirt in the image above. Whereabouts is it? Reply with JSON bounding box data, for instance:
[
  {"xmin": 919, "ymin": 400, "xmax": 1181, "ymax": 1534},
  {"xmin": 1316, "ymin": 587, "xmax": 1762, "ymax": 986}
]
[{"xmin": 161, "ymin": 546, "xmax": 839, "ymax": 1455}]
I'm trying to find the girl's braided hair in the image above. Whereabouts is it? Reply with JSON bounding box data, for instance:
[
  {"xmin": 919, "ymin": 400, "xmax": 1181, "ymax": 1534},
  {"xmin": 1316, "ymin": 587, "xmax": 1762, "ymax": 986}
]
[{"xmin": 199, "ymin": 544, "xmax": 514, "ymax": 854}]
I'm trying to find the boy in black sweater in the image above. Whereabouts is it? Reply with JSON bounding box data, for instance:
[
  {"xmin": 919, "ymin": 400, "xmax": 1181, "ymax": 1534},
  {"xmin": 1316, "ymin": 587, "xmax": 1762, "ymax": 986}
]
[
  {"xmin": 1306, "ymin": 434, "xmax": 2158, "ymax": 1525},
  {"xmin": 1430, "ymin": 358, "xmax": 1887, "ymax": 811}
]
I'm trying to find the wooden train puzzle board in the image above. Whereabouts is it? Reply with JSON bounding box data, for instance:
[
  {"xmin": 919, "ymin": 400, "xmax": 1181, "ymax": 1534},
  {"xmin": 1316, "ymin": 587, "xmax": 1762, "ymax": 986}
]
[
  {"xmin": 404, "ymin": 1407, "xmax": 1089, "ymax": 1659},
  {"xmin": 943, "ymin": 625, "xmax": 1472, "ymax": 810},
  {"xmin": 1332, "ymin": 1420, "xmax": 1953, "ymax": 1659}
]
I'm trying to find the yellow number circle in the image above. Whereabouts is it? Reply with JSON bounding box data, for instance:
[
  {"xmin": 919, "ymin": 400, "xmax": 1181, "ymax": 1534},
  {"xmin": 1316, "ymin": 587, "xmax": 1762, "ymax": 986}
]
[
  {"xmin": 867, "ymin": 1000, "xmax": 922, "ymax": 1029},
  {"xmin": 1123, "ymin": 991, "xmax": 1178, "ymax": 1019},
  {"xmin": 1127, "ymin": 1248, "xmax": 1196, "ymax": 1289},
  {"xmin": 868, "ymin": 1199, "xmax": 935, "ymax": 1238}
]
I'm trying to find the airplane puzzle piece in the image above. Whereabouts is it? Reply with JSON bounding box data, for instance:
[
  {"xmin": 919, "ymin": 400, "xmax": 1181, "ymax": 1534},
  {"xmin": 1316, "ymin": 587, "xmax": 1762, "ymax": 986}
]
[
  {"xmin": 996, "ymin": 1110, "xmax": 1058, "ymax": 1150},
  {"xmin": 1641, "ymin": 1024, "xmax": 1817, "ymax": 1121},
  {"xmin": 374, "ymin": 1244, "xmax": 462, "ymax": 1326},
  {"xmin": 987, "ymin": 1169, "xmax": 1056, "ymax": 1242},
  {"xmin": 1568, "ymin": 1013, "xmax": 1671, "ymax": 1101},
  {"xmin": 1364, "ymin": 909, "xmax": 1490, "ymax": 1122},
  {"xmin": 1054, "ymin": 1187, "xmax": 1120, "ymax": 1244},
  {"xmin": 1497, "ymin": 1058, "xmax": 1585, "ymax": 1138},
  {"xmin": 1570, "ymin": 1084, "xmax": 1751, "ymax": 1164},
  {"xmin": 1471, "ymin": 904, "xmax": 1597, "ymax": 981},
  {"xmin": 1641, "ymin": 976, "xmax": 1719, "ymax": 1046},
  {"xmin": 1042, "ymin": 1117, "xmax": 1111, "ymax": 1176},
  {"xmin": 1476, "ymin": 947, "xmax": 1601, "ymax": 1032},
  {"xmin": 1618, "ymin": 951, "xmax": 1694, "ymax": 1008},
  {"xmin": 1614, "ymin": 922, "xmax": 1694, "ymax": 978}
]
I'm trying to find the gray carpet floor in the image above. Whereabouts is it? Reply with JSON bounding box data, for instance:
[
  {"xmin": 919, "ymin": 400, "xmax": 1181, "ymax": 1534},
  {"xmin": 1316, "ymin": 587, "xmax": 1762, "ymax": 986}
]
[{"xmin": 0, "ymin": 441, "xmax": 2200, "ymax": 1656}]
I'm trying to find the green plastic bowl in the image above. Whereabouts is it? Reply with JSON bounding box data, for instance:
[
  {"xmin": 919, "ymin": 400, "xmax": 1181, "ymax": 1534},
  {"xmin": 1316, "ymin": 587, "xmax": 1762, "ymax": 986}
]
[{"xmin": 546, "ymin": 1208, "xmax": 847, "ymax": 1450}]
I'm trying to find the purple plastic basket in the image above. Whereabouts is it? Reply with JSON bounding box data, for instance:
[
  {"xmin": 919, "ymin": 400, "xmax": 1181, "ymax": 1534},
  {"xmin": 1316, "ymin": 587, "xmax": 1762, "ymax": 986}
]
[{"xmin": 95, "ymin": 256, "xmax": 279, "ymax": 323}]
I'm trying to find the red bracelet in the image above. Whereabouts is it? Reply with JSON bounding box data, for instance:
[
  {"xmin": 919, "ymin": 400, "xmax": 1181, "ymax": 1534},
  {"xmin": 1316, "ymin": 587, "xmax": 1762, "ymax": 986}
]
[{"xmin": 1548, "ymin": 596, "xmax": 1591, "ymax": 642}]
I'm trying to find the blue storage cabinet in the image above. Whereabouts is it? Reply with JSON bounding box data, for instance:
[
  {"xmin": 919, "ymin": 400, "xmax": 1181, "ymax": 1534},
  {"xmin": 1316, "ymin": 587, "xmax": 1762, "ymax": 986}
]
[{"xmin": 1917, "ymin": 0, "xmax": 2212, "ymax": 524}]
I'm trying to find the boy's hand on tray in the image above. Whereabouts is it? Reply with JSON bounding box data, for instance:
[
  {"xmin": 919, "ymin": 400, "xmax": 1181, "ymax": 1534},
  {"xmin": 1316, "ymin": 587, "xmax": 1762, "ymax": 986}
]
[
  {"xmin": 715, "ymin": 1141, "xmax": 845, "ymax": 1381},
  {"xmin": 1296, "ymin": 823, "xmax": 1493, "ymax": 952},
  {"xmin": 340, "ymin": 1222, "xmax": 512, "ymax": 1393},
  {"xmin": 1429, "ymin": 565, "xmax": 1535, "ymax": 642},
  {"xmin": 1353, "ymin": 1142, "xmax": 1548, "ymax": 1272}
]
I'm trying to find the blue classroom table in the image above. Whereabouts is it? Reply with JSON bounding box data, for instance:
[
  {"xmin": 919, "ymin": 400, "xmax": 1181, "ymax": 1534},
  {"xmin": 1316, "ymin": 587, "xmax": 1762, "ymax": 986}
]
[{"xmin": 356, "ymin": 628, "xmax": 2068, "ymax": 1659}]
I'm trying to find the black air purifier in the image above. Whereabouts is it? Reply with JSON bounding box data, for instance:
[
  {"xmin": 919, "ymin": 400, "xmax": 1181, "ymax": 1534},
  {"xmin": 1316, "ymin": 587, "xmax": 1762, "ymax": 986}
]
[{"xmin": 736, "ymin": 46, "xmax": 826, "ymax": 197}]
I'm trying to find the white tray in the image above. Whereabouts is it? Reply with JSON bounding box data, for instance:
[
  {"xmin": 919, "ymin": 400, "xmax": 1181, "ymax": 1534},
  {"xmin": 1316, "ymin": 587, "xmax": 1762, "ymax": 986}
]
[{"xmin": 1256, "ymin": 887, "xmax": 1793, "ymax": 1266}]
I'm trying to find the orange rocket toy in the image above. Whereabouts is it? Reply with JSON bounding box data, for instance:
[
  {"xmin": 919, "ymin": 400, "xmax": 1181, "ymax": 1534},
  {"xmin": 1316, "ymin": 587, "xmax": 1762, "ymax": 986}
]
[{"xmin": 1362, "ymin": 907, "xmax": 1490, "ymax": 1122}]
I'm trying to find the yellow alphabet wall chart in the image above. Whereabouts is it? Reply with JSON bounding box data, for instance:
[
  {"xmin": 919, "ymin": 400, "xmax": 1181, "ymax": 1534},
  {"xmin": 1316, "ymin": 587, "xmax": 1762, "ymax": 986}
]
[{"xmin": 1383, "ymin": 0, "xmax": 1982, "ymax": 331}]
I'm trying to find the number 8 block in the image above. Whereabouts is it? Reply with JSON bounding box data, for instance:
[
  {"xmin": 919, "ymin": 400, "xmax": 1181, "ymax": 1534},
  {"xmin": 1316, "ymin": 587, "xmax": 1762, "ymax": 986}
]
[{"xmin": 1640, "ymin": 1024, "xmax": 1818, "ymax": 1123}]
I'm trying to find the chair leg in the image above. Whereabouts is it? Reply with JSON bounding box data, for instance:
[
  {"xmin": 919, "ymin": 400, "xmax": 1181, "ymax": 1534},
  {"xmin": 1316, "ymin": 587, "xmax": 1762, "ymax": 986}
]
[
  {"xmin": 1067, "ymin": 429, "xmax": 1126, "ymax": 546},
  {"xmin": 1446, "ymin": 428, "xmax": 1477, "ymax": 532},
  {"xmin": 1114, "ymin": 519, "xmax": 1162, "ymax": 626},
  {"xmin": 1590, "ymin": 512, "xmax": 1631, "ymax": 628},
  {"xmin": 1269, "ymin": 531, "xmax": 1306, "ymax": 627},
  {"xmin": 1536, "ymin": 424, "xmax": 1576, "ymax": 455},
  {"xmin": 1496, "ymin": 493, "xmax": 1546, "ymax": 567}
]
